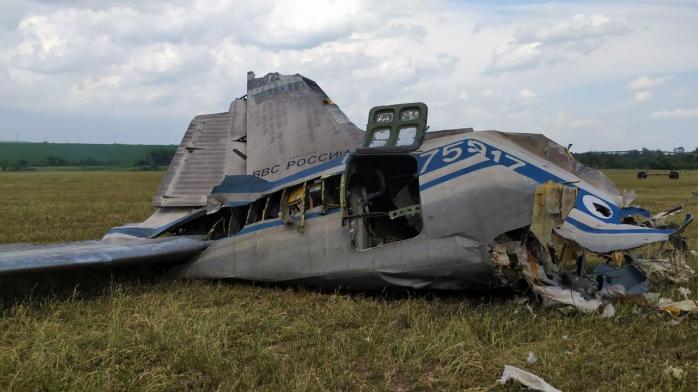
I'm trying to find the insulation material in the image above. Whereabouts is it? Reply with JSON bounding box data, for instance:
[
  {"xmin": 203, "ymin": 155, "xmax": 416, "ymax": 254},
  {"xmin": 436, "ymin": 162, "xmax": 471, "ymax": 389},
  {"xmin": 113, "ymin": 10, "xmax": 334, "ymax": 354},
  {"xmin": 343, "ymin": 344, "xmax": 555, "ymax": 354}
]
[{"xmin": 530, "ymin": 181, "xmax": 578, "ymax": 249}]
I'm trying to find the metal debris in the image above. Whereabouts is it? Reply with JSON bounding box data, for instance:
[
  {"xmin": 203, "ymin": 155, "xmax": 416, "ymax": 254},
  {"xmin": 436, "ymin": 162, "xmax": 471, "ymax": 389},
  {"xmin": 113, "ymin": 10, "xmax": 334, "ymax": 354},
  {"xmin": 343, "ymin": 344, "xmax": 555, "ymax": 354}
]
[
  {"xmin": 678, "ymin": 287, "xmax": 692, "ymax": 300},
  {"xmin": 487, "ymin": 179, "xmax": 695, "ymax": 314},
  {"xmin": 527, "ymin": 351, "xmax": 538, "ymax": 364},
  {"xmin": 533, "ymin": 284, "xmax": 602, "ymax": 313},
  {"xmin": 498, "ymin": 365, "xmax": 561, "ymax": 392},
  {"xmin": 658, "ymin": 300, "xmax": 698, "ymax": 316},
  {"xmin": 592, "ymin": 264, "xmax": 648, "ymax": 297},
  {"xmin": 601, "ymin": 303, "xmax": 616, "ymax": 318},
  {"xmin": 635, "ymin": 256, "xmax": 696, "ymax": 284},
  {"xmin": 530, "ymin": 182, "xmax": 578, "ymax": 252}
]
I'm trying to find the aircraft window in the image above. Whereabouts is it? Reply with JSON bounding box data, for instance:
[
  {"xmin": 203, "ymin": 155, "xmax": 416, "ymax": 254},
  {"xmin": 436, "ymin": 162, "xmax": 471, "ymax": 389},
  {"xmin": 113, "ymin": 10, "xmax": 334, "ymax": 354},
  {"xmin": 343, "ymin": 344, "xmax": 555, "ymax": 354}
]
[
  {"xmin": 245, "ymin": 198, "xmax": 266, "ymax": 225},
  {"xmin": 307, "ymin": 181, "xmax": 322, "ymax": 209},
  {"xmin": 322, "ymin": 175, "xmax": 342, "ymax": 211},
  {"xmin": 263, "ymin": 192, "xmax": 282, "ymax": 220},
  {"xmin": 345, "ymin": 155, "xmax": 422, "ymax": 250},
  {"xmin": 375, "ymin": 110, "xmax": 394, "ymax": 123},
  {"xmin": 400, "ymin": 108, "xmax": 420, "ymax": 121},
  {"xmin": 222, "ymin": 206, "xmax": 247, "ymax": 237},
  {"xmin": 277, "ymin": 182, "xmax": 309, "ymax": 231},
  {"xmin": 287, "ymin": 184, "xmax": 305, "ymax": 216},
  {"xmin": 396, "ymin": 126, "xmax": 417, "ymax": 146},
  {"xmin": 368, "ymin": 128, "xmax": 391, "ymax": 147}
]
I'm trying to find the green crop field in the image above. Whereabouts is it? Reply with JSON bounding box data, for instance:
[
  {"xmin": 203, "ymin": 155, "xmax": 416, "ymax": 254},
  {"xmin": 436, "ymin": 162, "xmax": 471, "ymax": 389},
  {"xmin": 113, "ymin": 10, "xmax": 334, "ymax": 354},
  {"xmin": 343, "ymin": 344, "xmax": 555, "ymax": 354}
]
[
  {"xmin": 0, "ymin": 170, "xmax": 697, "ymax": 391},
  {"xmin": 0, "ymin": 142, "xmax": 176, "ymax": 167}
]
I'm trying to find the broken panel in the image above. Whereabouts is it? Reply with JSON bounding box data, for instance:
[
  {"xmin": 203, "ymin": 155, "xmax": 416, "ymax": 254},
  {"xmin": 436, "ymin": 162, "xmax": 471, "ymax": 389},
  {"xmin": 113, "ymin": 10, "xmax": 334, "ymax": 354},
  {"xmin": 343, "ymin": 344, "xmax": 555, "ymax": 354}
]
[{"xmin": 345, "ymin": 154, "xmax": 423, "ymax": 250}]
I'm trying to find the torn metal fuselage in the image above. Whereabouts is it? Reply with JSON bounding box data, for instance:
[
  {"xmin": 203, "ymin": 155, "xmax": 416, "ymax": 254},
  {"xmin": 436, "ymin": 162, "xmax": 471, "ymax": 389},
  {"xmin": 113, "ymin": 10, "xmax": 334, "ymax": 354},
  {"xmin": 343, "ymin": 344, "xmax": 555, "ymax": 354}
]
[
  {"xmin": 1, "ymin": 72, "xmax": 693, "ymax": 306},
  {"xmin": 489, "ymin": 180, "xmax": 694, "ymax": 312},
  {"xmin": 168, "ymin": 129, "xmax": 694, "ymax": 300}
]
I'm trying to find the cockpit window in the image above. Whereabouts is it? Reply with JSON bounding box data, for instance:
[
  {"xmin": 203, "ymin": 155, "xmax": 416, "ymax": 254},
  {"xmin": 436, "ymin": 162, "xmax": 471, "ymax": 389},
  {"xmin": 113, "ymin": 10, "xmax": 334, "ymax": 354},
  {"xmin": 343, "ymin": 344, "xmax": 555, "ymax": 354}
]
[
  {"xmin": 396, "ymin": 126, "xmax": 417, "ymax": 146},
  {"xmin": 368, "ymin": 128, "xmax": 391, "ymax": 147}
]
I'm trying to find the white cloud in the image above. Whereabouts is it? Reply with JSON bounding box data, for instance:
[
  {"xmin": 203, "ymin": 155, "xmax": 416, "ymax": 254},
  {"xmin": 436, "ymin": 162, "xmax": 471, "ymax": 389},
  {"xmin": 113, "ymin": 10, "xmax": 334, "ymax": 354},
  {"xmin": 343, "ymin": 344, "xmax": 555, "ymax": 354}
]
[
  {"xmin": 488, "ymin": 13, "xmax": 630, "ymax": 74},
  {"xmin": 633, "ymin": 90, "xmax": 652, "ymax": 102},
  {"xmin": 252, "ymin": 0, "xmax": 369, "ymax": 48},
  {"xmin": 546, "ymin": 110, "xmax": 597, "ymax": 129},
  {"xmin": 651, "ymin": 108, "xmax": 698, "ymax": 119},
  {"xmin": 490, "ymin": 40, "xmax": 542, "ymax": 73},
  {"xmin": 536, "ymin": 14, "xmax": 628, "ymax": 43},
  {"xmin": 0, "ymin": 0, "xmax": 697, "ymax": 150},
  {"xmin": 627, "ymin": 75, "xmax": 668, "ymax": 90},
  {"xmin": 519, "ymin": 88, "xmax": 536, "ymax": 98}
]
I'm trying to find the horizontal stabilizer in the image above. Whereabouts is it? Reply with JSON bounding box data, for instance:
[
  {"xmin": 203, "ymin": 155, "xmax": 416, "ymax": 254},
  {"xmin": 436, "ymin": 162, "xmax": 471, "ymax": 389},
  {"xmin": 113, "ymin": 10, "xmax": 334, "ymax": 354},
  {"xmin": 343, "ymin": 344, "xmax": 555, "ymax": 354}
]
[
  {"xmin": 152, "ymin": 100, "xmax": 248, "ymax": 207},
  {"xmin": 0, "ymin": 237, "xmax": 208, "ymax": 276}
]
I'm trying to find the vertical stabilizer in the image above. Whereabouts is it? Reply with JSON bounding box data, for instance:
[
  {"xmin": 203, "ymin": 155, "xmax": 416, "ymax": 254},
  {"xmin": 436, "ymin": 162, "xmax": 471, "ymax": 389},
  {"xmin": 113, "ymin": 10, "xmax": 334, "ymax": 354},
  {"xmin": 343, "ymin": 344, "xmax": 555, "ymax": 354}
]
[{"xmin": 245, "ymin": 72, "xmax": 363, "ymax": 181}]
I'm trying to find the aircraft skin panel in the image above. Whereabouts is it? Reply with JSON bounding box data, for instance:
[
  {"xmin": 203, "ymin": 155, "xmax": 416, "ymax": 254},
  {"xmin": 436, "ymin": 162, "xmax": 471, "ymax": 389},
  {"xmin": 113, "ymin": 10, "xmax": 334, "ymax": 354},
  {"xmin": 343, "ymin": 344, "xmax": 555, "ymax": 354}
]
[
  {"xmin": 206, "ymin": 129, "xmax": 610, "ymax": 211},
  {"xmin": 208, "ymin": 157, "xmax": 348, "ymax": 208},
  {"xmin": 152, "ymin": 99, "xmax": 248, "ymax": 208},
  {"xmin": 245, "ymin": 72, "xmax": 363, "ymax": 181},
  {"xmin": 176, "ymin": 129, "xmax": 680, "ymax": 288},
  {"xmin": 0, "ymin": 128, "xmax": 681, "ymax": 283},
  {"xmin": 177, "ymin": 207, "xmax": 492, "ymax": 290}
]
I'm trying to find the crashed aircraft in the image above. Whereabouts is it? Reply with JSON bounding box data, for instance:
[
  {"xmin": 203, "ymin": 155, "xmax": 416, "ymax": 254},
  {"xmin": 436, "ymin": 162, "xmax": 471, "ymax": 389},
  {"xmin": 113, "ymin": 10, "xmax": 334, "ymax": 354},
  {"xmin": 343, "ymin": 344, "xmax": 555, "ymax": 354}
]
[{"xmin": 1, "ymin": 71, "xmax": 694, "ymax": 312}]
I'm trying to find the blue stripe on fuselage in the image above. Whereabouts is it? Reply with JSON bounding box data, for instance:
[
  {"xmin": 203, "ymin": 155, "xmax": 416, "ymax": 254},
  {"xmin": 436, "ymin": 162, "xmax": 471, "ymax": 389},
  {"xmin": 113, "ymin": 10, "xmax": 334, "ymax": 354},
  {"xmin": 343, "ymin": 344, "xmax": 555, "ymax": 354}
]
[
  {"xmin": 564, "ymin": 217, "xmax": 674, "ymax": 235},
  {"xmin": 119, "ymin": 136, "xmax": 657, "ymax": 240},
  {"xmin": 414, "ymin": 138, "xmax": 624, "ymax": 225},
  {"xmin": 236, "ymin": 209, "xmax": 341, "ymax": 236},
  {"xmin": 420, "ymin": 160, "xmax": 497, "ymax": 190},
  {"xmin": 416, "ymin": 138, "xmax": 566, "ymax": 190}
]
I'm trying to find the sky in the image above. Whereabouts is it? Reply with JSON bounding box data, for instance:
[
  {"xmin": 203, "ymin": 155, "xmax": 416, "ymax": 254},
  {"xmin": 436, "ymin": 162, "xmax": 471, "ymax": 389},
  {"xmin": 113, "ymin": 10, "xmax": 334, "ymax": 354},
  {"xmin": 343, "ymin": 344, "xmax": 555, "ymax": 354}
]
[{"xmin": 0, "ymin": 0, "xmax": 697, "ymax": 151}]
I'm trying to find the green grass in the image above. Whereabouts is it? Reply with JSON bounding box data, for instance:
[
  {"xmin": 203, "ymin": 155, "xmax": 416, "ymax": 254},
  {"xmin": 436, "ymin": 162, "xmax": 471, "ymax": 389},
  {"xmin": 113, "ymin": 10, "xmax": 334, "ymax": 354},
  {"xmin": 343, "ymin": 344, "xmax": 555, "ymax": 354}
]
[
  {"xmin": 1, "ymin": 170, "xmax": 697, "ymax": 391},
  {"xmin": 0, "ymin": 171, "xmax": 161, "ymax": 243},
  {"xmin": 0, "ymin": 142, "xmax": 176, "ymax": 166}
]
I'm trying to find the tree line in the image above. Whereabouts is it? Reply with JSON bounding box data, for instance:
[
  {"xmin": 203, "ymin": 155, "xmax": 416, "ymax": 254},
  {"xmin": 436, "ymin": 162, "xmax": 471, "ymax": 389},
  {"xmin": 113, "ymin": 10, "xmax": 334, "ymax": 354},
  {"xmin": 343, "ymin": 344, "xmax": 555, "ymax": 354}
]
[
  {"xmin": 1, "ymin": 147, "xmax": 175, "ymax": 171},
  {"xmin": 574, "ymin": 148, "xmax": 698, "ymax": 170}
]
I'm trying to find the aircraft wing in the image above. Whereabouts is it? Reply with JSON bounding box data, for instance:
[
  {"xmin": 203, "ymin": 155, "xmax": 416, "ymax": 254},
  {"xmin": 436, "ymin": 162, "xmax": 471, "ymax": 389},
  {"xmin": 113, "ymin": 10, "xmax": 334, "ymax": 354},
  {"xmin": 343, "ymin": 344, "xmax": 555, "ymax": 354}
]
[{"xmin": 0, "ymin": 237, "xmax": 208, "ymax": 276}]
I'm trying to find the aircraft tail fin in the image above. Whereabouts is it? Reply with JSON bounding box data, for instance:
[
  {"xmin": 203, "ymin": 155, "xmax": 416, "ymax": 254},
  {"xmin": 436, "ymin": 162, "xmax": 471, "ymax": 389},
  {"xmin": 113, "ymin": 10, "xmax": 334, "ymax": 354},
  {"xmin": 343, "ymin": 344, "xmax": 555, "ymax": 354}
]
[
  {"xmin": 245, "ymin": 72, "xmax": 363, "ymax": 181},
  {"xmin": 152, "ymin": 72, "xmax": 363, "ymax": 208}
]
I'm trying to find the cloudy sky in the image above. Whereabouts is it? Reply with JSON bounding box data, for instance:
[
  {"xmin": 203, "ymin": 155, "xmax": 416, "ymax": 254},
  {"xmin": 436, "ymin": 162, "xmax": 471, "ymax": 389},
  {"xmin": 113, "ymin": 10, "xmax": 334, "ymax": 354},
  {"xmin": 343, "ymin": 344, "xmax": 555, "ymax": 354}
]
[{"xmin": 1, "ymin": 0, "xmax": 697, "ymax": 151}]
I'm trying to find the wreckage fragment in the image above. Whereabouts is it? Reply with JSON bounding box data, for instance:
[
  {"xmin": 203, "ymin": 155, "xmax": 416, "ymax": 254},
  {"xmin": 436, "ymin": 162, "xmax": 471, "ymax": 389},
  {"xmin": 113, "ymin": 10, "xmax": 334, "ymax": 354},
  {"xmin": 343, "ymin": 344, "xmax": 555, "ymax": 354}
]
[
  {"xmin": 491, "ymin": 179, "xmax": 695, "ymax": 314},
  {"xmin": 658, "ymin": 299, "xmax": 698, "ymax": 316},
  {"xmin": 533, "ymin": 284, "xmax": 602, "ymax": 312},
  {"xmin": 530, "ymin": 181, "xmax": 578, "ymax": 252},
  {"xmin": 498, "ymin": 365, "xmax": 561, "ymax": 392}
]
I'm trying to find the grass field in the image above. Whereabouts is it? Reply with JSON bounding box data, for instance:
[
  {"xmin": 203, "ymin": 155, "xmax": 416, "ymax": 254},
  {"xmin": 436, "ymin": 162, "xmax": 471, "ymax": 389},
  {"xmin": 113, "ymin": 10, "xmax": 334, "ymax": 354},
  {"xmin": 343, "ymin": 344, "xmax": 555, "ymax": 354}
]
[{"xmin": 0, "ymin": 170, "xmax": 697, "ymax": 391}]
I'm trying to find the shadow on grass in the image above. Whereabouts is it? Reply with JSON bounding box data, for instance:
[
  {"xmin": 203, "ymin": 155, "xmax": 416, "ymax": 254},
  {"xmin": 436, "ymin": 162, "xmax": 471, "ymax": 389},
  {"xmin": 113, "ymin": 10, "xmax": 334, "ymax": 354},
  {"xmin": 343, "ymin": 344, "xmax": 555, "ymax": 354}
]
[
  {"xmin": 0, "ymin": 265, "xmax": 172, "ymax": 308},
  {"xmin": 0, "ymin": 265, "xmax": 520, "ymax": 310}
]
